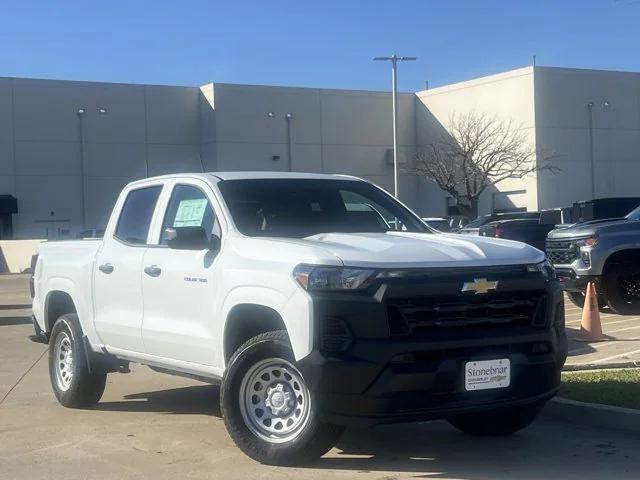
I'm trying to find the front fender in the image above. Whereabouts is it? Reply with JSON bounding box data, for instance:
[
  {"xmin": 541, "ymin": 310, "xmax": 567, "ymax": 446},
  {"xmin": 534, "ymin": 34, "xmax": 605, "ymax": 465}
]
[{"xmin": 220, "ymin": 285, "xmax": 313, "ymax": 362}]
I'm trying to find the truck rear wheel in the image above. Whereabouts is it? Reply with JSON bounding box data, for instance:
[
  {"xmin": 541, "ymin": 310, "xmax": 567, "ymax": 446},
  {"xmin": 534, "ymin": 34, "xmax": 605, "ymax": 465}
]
[
  {"xmin": 604, "ymin": 264, "xmax": 640, "ymax": 315},
  {"xmin": 567, "ymin": 291, "xmax": 608, "ymax": 312},
  {"xmin": 566, "ymin": 291, "xmax": 585, "ymax": 308},
  {"xmin": 220, "ymin": 330, "xmax": 343, "ymax": 465},
  {"xmin": 447, "ymin": 402, "xmax": 544, "ymax": 436},
  {"xmin": 48, "ymin": 314, "xmax": 107, "ymax": 408}
]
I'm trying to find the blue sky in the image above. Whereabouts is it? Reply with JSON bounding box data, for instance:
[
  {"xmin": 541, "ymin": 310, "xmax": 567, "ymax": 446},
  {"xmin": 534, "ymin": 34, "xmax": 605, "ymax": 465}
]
[{"xmin": 1, "ymin": 0, "xmax": 640, "ymax": 91}]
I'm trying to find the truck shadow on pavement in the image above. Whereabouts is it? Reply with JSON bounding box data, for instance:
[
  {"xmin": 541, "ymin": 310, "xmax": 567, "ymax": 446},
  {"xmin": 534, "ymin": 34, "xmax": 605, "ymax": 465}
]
[
  {"xmin": 0, "ymin": 315, "xmax": 32, "ymax": 326},
  {"xmin": 91, "ymin": 384, "xmax": 639, "ymax": 478},
  {"xmin": 95, "ymin": 385, "xmax": 222, "ymax": 416}
]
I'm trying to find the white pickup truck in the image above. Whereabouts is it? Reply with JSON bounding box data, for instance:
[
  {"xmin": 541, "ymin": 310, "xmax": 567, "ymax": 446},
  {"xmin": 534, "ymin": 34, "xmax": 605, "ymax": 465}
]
[{"xmin": 31, "ymin": 172, "xmax": 567, "ymax": 465}]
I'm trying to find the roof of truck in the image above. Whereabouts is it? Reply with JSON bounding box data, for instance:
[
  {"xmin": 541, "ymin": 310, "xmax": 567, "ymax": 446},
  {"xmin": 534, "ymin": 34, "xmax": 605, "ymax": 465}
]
[
  {"xmin": 209, "ymin": 171, "xmax": 361, "ymax": 181},
  {"xmin": 125, "ymin": 171, "xmax": 364, "ymax": 188}
]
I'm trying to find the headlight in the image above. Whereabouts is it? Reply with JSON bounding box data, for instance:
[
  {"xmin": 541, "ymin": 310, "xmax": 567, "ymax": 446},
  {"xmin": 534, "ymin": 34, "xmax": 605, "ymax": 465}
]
[
  {"xmin": 293, "ymin": 265, "xmax": 377, "ymax": 291},
  {"xmin": 527, "ymin": 259, "xmax": 555, "ymax": 279},
  {"xmin": 573, "ymin": 236, "xmax": 598, "ymax": 248}
]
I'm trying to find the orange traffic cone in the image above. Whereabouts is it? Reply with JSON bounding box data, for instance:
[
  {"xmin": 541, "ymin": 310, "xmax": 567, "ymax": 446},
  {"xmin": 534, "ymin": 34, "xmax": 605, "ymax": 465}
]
[{"xmin": 576, "ymin": 282, "xmax": 606, "ymax": 342}]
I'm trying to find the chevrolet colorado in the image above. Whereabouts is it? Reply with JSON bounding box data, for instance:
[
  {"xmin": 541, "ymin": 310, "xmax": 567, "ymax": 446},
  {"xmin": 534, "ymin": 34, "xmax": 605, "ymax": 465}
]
[{"xmin": 31, "ymin": 172, "xmax": 566, "ymax": 465}]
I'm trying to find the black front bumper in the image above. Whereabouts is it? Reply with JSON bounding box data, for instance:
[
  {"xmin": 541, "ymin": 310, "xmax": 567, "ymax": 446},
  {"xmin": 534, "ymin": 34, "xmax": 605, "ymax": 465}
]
[
  {"xmin": 297, "ymin": 268, "xmax": 568, "ymax": 427},
  {"xmin": 554, "ymin": 268, "xmax": 600, "ymax": 293}
]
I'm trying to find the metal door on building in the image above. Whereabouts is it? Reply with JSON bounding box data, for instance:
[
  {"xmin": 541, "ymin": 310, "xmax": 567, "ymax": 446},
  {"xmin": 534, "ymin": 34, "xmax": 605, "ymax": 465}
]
[{"xmin": 0, "ymin": 195, "xmax": 18, "ymax": 239}]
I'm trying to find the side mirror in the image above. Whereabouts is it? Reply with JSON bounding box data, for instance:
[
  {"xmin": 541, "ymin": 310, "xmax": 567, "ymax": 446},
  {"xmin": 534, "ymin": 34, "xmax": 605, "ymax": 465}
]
[
  {"xmin": 163, "ymin": 227, "xmax": 178, "ymax": 243},
  {"xmin": 164, "ymin": 226, "xmax": 209, "ymax": 250}
]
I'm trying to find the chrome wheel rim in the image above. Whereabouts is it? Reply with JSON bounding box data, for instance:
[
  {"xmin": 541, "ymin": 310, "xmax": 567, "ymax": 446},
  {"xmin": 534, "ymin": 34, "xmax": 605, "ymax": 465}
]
[
  {"xmin": 239, "ymin": 358, "xmax": 311, "ymax": 443},
  {"xmin": 54, "ymin": 332, "xmax": 74, "ymax": 391}
]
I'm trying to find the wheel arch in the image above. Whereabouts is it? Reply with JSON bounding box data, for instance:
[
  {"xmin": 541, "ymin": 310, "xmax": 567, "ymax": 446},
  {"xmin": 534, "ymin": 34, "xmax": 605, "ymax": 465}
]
[
  {"xmin": 602, "ymin": 248, "xmax": 640, "ymax": 274},
  {"xmin": 44, "ymin": 290, "xmax": 78, "ymax": 333},
  {"xmin": 220, "ymin": 285, "xmax": 314, "ymax": 365},
  {"xmin": 223, "ymin": 304, "xmax": 287, "ymax": 363}
]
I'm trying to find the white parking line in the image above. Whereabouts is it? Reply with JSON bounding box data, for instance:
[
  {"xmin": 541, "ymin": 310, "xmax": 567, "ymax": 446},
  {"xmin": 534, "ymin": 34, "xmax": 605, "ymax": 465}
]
[
  {"xmin": 593, "ymin": 347, "xmax": 640, "ymax": 364},
  {"xmin": 607, "ymin": 323, "xmax": 640, "ymax": 335},
  {"xmin": 566, "ymin": 316, "xmax": 640, "ymax": 326},
  {"xmin": 567, "ymin": 336, "xmax": 640, "ymax": 356}
]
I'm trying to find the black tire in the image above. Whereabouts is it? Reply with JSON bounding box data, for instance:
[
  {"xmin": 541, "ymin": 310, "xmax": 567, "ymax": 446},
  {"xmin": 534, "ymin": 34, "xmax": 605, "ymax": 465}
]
[
  {"xmin": 220, "ymin": 330, "xmax": 343, "ymax": 465},
  {"xmin": 48, "ymin": 314, "xmax": 107, "ymax": 408},
  {"xmin": 447, "ymin": 402, "xmax": 544, "ymax": 436},
  {"xmin": 604, "ymin": 263, "xmax": 640, "ymax": 315},
  {"xmin": 566, "ymin": 291, "xmax": 585, "ymax": 309},
  {"xmin": 567, "ymin": 291, "xmax": 609, "ymax": 312}
]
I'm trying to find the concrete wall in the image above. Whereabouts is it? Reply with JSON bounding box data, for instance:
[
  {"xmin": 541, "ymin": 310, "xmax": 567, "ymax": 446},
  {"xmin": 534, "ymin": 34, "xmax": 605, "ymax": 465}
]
[
  {"xmin": 210, "ymin": 84, "xmax": 421, "ymax": 211},
  {"xmin": 5, "ymin": 67, "xmax": 640, "ymax": 238},
  {"xmin": 534, "ymin": 67, "xmax": 640, "ymax": 209},
  {"xmin": 1, "ymin": 77, "xmax": 425, "ymax": 239},
  {"xmin": 0, "ymin": 77, "xmax": 203, "ymax": 239},
  {"xmin": 415, "ymin": 67, "xmax": 538, "ymax": 215}
]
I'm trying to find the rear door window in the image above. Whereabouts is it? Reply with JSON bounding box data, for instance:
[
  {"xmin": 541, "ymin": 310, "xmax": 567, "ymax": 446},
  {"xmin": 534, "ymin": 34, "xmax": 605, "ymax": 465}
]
[{"xmin": 114, "ymin": 186, "xmax": 163, "ymax": 245}]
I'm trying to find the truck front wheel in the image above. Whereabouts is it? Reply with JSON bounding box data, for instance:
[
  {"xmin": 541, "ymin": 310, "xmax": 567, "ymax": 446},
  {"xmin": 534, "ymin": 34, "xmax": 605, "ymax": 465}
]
[
  {"xmin": 447, "ymin": 402, "xmax": 544, "ymax": 436},
  {"xmin": 48, "ymin": 314, "xmax": 107, "ymax": 408},
  {"xmin": 220, "ymin": 330, "xmax": 343, "ymax": 465},
  {"xmin": 604, "ymin": 264, "xmax": 640, "ymax": 315}
]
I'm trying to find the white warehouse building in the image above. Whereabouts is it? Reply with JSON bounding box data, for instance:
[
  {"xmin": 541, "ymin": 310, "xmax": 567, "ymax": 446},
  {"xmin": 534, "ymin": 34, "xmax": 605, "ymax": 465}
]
[{"xmin": 1, "ymin": 65, "xmax": 639, "ymax": 240}]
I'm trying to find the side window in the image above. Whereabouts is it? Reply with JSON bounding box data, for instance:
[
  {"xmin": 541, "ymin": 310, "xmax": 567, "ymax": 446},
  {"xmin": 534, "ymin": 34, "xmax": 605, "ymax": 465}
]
[
  {"xmin": 160, "ymin": 185, "xmax": 216, "ymax": 245},
  {"xmin": 114, "ymin": 186, "xmax": 162, "ymax": 245}
]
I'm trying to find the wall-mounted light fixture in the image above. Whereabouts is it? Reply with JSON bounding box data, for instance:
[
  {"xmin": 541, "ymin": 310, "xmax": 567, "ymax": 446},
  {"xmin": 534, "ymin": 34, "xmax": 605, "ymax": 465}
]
[
  {"xmin": 76, "ymin": 108, "xmax": 86, "ymax": 115},
  {"xmin": 267, "ymin": 111, "xmax": 275, "ymax": 118},
  {"xmin": 98, "ymin": 107, "xmax": 108, "ymax": 114},
  {"xmin": 603, "ymin": 101, "xmax": 611, "ymax": 108}
]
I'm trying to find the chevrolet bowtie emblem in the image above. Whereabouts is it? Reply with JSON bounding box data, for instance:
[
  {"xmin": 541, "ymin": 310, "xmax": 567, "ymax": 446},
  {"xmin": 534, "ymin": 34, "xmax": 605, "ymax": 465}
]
[{"xmin": 461, "ymin": 278, "xmax": 499, "ymax": 294}]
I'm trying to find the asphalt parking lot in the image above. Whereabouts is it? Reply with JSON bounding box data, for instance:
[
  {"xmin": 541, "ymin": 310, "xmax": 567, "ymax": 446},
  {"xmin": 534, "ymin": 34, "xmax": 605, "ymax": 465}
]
[{"xmin": 1, "ymin": 274, "xmax": 639, "ymax": 480}]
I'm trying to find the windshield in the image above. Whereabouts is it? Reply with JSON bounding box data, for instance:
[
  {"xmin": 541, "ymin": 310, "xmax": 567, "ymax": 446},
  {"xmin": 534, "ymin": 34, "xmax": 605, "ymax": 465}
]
[
  {"xmin": 626, "ymin": 205, "xmax": 640, "ymax": 220},
  {"xmin": 217, "ymin": 179, "xmax": 429, "ymax": 238},
  {"xmin": 424, "ymin": 220, "xmax": 451, "ymax": 232}
]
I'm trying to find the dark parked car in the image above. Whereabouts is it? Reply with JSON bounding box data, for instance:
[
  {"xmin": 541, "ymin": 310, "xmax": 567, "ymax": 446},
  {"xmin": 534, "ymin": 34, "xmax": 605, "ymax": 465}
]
[
  {"xmin": 458, "ymin": 211, "xmax": 540, "ymax": 235},
  {"xmin": 479, "ymin": 218, "xmax": 556, "ymax": 251},
  {"xmin": 571, "ymin": 197, "xmax": 640, "ymax": 224}
]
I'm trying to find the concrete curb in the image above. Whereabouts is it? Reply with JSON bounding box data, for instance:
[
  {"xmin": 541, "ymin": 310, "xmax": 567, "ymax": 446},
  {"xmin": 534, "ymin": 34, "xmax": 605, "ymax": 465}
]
[
  {"xmin": 563, "ymin": 361, "xmax": 640, "ymax": 371},
  {"xmin": 546, "ymin": 397, "xmax": 640, "ymax": 435}
]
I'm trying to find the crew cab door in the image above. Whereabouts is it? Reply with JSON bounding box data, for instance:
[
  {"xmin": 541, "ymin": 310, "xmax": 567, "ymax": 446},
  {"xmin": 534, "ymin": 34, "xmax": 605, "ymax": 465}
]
[
  {"xmin": 93, "ymin": 184, "xmax": 164, "ymax": 352},
  {"xmin": 141, "ymin": 181, "xmax": 222, "ymax": 365}
]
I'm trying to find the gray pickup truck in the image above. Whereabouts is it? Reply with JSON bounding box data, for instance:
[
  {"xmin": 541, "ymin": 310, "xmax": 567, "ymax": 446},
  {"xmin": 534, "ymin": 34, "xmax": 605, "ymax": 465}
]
[{"xmin": 546, "ymin": 205, "xmax": 640, "ymax": 314}]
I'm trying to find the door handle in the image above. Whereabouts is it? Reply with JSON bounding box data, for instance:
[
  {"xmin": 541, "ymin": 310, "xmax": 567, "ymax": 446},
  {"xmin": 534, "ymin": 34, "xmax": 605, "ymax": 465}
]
[
  {"xmin": 144, "ymin": 265, "xmax": 162, "ymax": 277},
  {"xmin": 98, "ymin": 263, "xmax": 114, "ymax": 274}
]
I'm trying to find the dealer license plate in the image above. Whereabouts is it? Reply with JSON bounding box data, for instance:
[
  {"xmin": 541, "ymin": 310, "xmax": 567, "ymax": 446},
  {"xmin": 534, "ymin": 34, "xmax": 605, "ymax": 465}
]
[{"xmin": 465, "ymin": 358, "xmax": 510, "ymax": 391}]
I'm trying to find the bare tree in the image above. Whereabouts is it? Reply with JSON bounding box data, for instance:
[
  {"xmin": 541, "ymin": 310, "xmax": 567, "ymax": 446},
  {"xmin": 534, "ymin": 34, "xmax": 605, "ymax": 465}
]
[{"xmin": 411, "ymin": 111, "xmax": 558, "ymax": 218}]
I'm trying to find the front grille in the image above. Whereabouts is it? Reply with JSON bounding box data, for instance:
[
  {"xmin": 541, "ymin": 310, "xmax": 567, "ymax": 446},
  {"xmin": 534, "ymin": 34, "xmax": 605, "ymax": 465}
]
[
  {"xmin": 320, "ymin": 317, "xmax": 353, "ymax": 353},
  {"xmin": 387, "ymin": 291, "xmax": 547, "ymax": 337},
  {"xmin": 546, "ymin": 240, "xmax": 577, "ymax": 265}
]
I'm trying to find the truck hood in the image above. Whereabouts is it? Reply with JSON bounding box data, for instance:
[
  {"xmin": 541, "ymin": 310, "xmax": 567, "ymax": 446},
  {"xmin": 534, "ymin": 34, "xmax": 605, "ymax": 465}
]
[
  {"xmin": 548, "ymin": 217, "xmax": 630, "ymax": 239},
  {"xmin": 299, "ymin": 232, "xmax": 544, "ymax": 268}
]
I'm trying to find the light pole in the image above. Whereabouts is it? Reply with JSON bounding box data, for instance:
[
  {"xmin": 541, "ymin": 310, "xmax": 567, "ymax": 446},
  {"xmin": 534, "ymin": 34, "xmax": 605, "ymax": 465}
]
[{"xmin": 373, "ymin": 54, "xmax": 416, "ymax": 198}]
